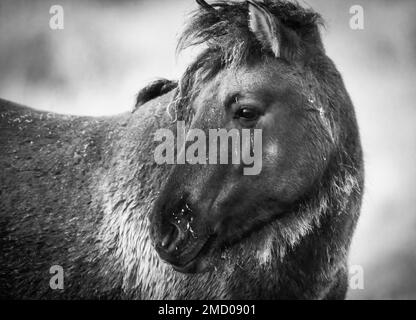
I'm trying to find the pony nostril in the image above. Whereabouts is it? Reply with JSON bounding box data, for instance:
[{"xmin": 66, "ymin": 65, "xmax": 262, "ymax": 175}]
[
  {"xmin": 158, "ymin": 198, "xmax": 195, "ymax": 255},
  {"xmin": 161, "ymin": 226, "xmax": 176, "ymax": 248},
  {"xmin": 160, "ymin": 222, "xmax": 183, "ymax": 254}
]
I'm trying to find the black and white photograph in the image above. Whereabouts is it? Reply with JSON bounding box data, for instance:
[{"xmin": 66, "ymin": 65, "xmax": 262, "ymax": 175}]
[{"xmin": 0, "ymin": 0, "xmax": 415, "ymax": 304}]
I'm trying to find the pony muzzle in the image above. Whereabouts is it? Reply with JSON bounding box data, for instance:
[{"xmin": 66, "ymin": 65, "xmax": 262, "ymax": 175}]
[{"xmin": 151, "ymin": 198, "xmax": 212, "ymax": 273}]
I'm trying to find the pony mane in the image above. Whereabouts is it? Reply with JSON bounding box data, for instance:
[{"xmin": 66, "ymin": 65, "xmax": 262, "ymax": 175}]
[{"xmin": 172, "ymin": 0, "xmax": 325, "ymax": 122}]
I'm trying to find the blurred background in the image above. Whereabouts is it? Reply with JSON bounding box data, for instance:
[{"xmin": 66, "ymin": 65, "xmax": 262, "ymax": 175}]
[{"xmin": 0, "ymin": 0, "xmax": 415, "ymax": 299}]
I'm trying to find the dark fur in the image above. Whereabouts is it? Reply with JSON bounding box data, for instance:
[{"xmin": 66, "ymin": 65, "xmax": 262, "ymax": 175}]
[{"xmin": 0, "ymin": 0, "xmax": 363, "ymax": 299}]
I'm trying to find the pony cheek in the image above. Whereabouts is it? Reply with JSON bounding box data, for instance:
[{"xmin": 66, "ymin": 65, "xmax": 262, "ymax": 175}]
[
  {"xmin": 277, "ymin": 151, "xmax": 328, "ymax": 203},
  {"xmin": 263, "ymin": 140, "xmax": 280, "ymax": 165}
]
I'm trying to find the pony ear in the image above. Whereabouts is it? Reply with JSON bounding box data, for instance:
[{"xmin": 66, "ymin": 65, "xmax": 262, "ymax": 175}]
[
  {"xmin": 134, "ymin": 79, "xmax": 178, "ymax": 112},
  {"xmin": 248, "ymin": 1, "xmax": 280, "ymax": 57}
]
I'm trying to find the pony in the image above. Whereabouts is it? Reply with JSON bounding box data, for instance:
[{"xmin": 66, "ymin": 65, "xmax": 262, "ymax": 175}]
[{"xmin": 0, "ymin": 0, "xmax": 363, "ymax": 299}]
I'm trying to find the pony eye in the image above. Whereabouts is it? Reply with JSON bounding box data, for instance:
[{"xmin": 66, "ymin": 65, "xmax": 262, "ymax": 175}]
[{"xmin": 236, "ymin": 107, "xmax": 260, "ymax": 121}]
